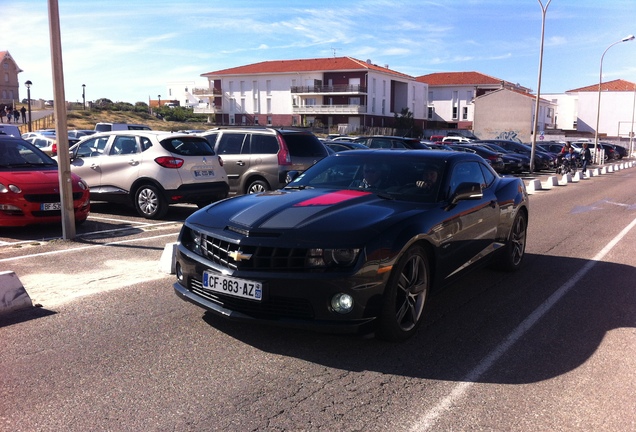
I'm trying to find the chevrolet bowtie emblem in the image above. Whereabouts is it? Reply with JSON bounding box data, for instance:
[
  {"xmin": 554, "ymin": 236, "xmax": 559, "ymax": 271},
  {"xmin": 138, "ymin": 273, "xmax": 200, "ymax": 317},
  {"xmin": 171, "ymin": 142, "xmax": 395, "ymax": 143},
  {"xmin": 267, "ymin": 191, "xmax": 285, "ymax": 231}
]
[{"xmin": 228, "ymin": 250, "xmax": 252, "ymax": 262}]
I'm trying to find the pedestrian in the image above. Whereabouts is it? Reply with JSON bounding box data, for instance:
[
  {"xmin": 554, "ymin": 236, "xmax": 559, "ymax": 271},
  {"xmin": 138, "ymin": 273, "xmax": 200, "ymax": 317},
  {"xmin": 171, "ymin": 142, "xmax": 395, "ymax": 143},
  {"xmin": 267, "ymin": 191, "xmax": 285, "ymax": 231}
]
[
  {"xmin": 13, "ymin": 109, "xmax": 19, "ymax": 123},
  {"xmin": 20, "ymin": 106, "xmax": 26, "ymax": 124},
  {"xmin": 0, "ymin": 106, "xmax": 4, "ymax": 123},
  {"xmin": 580, "ymin": 142, "xmax": 592, "ymax": 175},
  {"xmin": 5, "ymin": 107, "xmax": 12, "ymax": 123}
]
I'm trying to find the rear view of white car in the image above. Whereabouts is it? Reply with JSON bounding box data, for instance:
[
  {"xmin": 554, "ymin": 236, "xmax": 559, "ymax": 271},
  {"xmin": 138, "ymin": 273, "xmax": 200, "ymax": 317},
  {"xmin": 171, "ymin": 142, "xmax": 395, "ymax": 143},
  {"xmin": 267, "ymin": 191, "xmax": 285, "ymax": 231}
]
[{"xmin": 68, "ymin": 131, "xmax": 229, "ymax": 218}]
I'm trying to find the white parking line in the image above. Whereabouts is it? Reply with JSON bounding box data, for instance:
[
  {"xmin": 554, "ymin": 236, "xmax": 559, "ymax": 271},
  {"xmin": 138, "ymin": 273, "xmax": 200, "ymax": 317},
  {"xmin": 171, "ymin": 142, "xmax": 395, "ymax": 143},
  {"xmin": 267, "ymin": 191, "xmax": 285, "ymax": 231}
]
[
  {"xmin": 0, "ymin": 232, "xmax": 178, "ymax": 263},
  {"xmin": 410, "ymin": 215, "xmax": 636, "ymax": 431}
]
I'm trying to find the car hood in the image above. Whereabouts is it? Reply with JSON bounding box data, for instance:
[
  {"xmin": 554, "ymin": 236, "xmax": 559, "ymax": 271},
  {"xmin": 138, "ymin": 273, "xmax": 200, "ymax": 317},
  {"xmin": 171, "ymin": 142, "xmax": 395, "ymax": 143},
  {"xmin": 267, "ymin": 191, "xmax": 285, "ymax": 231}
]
[
  {"xmin": 0, "ymin": 168, "xmax": 84, "ymax": 190},
  {"xmin": 0, "ymin": 168, "xmax": 59, "ymax": 185},
  {"xmin": 187, "ymin": 188, "xmax": 430, "ymax": 243}
]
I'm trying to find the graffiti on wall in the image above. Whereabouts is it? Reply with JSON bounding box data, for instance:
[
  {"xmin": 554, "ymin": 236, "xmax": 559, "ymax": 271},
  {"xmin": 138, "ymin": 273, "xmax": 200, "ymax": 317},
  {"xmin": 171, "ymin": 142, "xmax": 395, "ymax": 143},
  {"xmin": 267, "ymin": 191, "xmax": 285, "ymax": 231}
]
[{"xmin": 495, "ymin": 130, "xmax": 521, "ymax": 142}]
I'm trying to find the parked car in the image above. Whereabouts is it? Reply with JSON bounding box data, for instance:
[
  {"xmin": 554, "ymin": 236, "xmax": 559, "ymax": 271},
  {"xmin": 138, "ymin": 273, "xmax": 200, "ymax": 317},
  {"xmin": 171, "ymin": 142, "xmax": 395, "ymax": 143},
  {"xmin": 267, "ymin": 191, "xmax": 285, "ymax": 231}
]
[
  {"xmin": 475, "ymin": 142, "xmax": 531, "ymax": 172},
  {"xmin": 0, "ymin": 135, "xmax": 90, "ymax": 227},
  {"xmin": 66, "ymin": 131, "xmax": 229, "ymax": 218},
  {"xmin": 68, "ymin": 129, "xmax": 97, "ymax": 139},
  {"xmin": 22, "ymin": 134, "xmax": 81, "ymax": 156},
  {"xmin": 94, "ymin": 122, "xmax": 151, "ymax": 132},
  {"xmin": 0, "ymin": 124, "xmax": 22, "ymax": 137},
  {"xmin": 442, "ymin": 136, "xmax": 474, "ymax": 144},
  {"xmin": 572, "ymin": 141, "xmax": 616, "ymax": 162},
  {"xmin": 325, "ymin": 141, "xmax": 371, "ymax": 153},
  {"xmin": 199, "ymin": 127, "xmax": 330, "ymax": 195},
  {"xmin": 463, "ymin": 144, "xmax": 524, "ymax": 174},
  {"xmin": 173, "ymin": 149, "xmax": 529, "ymax": 341},
  {"xmin": 447, "ymin": 144, "xmax": 506, "ymax": 173},
  {"xmin": 608, "ymin": 143, "xmax": 628, "ymax": 159},
  {"xmin": 474, "ymin": 140, "xmax": 553, "ymax": 170},
  {"xmin": 354, "ymin": 136, "xmax": 430, "ymax": 149}
]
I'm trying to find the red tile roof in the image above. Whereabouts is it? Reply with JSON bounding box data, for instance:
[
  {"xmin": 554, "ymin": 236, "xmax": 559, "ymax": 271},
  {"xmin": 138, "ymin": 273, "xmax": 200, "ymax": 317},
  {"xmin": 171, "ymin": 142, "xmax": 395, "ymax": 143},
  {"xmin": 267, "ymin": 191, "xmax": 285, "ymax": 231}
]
[
  {"xmin": 417, "ymin": 71, "xmax": 507, "ymax": 86},
  {"xmin": 201, "ymin": 57, "xmax": 414, "ymax": 79},
  {"xmin": 567, "ymin": 79, "xmax": 636, "ymax": 92}
]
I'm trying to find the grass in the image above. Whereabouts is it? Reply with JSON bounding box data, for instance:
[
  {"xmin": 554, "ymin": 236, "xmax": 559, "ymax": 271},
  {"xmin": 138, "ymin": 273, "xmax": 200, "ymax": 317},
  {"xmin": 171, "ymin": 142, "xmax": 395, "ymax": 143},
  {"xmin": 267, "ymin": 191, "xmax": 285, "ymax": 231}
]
[{"xmin": 65, "ymin": 109, "xmax": 212, "ymax": 132}]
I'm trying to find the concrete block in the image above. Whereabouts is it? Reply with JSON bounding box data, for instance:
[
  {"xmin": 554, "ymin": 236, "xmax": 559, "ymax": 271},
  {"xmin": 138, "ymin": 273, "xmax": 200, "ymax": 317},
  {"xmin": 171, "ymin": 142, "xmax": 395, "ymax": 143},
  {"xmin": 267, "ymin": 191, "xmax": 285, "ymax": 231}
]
[
  {"xmin": 526, "ymin": 179, "xmax": 542, "ymax": 193},
  {"xmin": 158, "ymin": 242, "xmax": 178, "ymax": 274},
  {"xmin": 542, "ymin": 176, "xmax": 559, "ymax": 189},
  {"xmin": 0, "ymin": 271, "xmax": 33, "ymax": 314}
]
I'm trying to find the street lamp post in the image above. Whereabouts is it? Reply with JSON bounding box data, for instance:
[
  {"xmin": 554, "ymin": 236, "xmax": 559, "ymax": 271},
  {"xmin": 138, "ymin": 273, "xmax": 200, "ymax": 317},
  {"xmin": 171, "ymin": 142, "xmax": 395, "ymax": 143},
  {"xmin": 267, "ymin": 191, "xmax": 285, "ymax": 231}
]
[
  {"xmin": 158, "ymin": 95, "xmax": 161, "ymax": 107},
  {"xmin": 529, "ymin": 0, "xmax": 551, "ymax": 173},
  {"xmin": 82, "ymin": 84, "xmax": 86, "ymax": 110},
  {"xmin": 25, "ymin": 80, "xmax": 32, "ymax": 132},
  {"xmin": 594, "ymin": 34, "xmax": 635, "ymax": 163}
]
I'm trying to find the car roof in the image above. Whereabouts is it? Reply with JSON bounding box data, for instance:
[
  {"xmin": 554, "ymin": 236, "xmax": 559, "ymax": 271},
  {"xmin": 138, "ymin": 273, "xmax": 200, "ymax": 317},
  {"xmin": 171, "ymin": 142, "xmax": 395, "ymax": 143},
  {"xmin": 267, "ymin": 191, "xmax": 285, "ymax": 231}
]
[
  {"xmin": 330, "ymin": 148, "xmax": 483, "ymax": 163},
  {"xmin": 88, "ymin": 130, "xmax": 203, "ymax": 140}
]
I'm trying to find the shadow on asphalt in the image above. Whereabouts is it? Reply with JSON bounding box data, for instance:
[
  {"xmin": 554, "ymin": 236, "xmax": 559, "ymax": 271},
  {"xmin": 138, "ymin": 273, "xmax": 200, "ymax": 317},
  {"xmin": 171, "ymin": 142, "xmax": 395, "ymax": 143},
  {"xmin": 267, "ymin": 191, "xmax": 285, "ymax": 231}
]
[{"xmin": 198, "ymin": 253, "xmax": 635, "ymax": 384}]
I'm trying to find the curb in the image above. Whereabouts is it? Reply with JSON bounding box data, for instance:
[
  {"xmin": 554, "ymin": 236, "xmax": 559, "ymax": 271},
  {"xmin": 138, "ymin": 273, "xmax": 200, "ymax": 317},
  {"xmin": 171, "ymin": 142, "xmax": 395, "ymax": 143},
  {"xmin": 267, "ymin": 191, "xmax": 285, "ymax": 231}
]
[
  {"xmin": 525, "ymin": 160, "xmax": 634, "ymax": 194},
  {"xmin": 0, "ymin": 271, "xmax": 33, "ymax": 315}
]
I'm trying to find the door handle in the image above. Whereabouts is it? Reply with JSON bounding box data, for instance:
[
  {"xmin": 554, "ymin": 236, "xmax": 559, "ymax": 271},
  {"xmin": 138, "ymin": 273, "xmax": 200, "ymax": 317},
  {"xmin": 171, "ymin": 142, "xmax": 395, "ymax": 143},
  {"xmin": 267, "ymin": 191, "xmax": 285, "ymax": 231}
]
[{"xmin": 236, "ymin": 160, "xmax": 245, "ymax": 166}]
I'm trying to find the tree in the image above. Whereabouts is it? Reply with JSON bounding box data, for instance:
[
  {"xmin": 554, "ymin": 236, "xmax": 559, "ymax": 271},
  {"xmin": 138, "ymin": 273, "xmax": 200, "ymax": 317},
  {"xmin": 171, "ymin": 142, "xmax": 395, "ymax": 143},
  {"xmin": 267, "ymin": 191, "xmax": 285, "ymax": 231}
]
[{"xmin": 394, "ymin": 108, "xmax": 416, "ymax": 137}]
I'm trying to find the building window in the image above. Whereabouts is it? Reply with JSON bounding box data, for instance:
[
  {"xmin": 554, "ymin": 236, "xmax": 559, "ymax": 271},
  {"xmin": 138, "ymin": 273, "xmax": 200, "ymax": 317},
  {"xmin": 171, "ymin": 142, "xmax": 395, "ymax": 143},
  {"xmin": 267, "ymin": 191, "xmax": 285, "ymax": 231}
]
[
  {"xmin": 462, "ymin": 107, "xmax": 468, "ymax": 120},
  {"xmin": 452, "ymin": 107, "xmax": 458, "ymax": 120},
  {"xmin": 267, "ymin": 98, "xmax": 272, "ymax": 114},
  {"xmin": 267, "ymin": 115, "xmax": 273, "ymax": 125},
  {"xmin": 428, "ymin": 106, "xmax": 434, "ymax": 120},
  {"xmin": 266, "ymin": 80, "xmax": 272, "ymax": 96}
]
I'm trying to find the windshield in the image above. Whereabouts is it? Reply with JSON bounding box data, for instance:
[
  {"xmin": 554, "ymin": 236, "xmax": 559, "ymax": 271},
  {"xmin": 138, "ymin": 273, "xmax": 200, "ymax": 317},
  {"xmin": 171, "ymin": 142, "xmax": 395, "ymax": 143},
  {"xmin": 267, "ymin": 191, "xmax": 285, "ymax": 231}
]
[
  {"xmin": 0, "ymin": 139, "xmax": 58, "ymax": 169},
  {"xmin": 285, "ymin": 153, "xmax": 446, "ymax": 203}
]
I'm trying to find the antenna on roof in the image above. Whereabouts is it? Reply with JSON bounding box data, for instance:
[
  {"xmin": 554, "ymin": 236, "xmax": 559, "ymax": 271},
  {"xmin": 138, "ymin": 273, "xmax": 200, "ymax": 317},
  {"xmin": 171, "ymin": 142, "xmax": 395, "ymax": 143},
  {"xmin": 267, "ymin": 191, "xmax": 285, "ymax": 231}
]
[{"xmin": 331, "ymin": 47, "xmax": 339, "ymax": 57}]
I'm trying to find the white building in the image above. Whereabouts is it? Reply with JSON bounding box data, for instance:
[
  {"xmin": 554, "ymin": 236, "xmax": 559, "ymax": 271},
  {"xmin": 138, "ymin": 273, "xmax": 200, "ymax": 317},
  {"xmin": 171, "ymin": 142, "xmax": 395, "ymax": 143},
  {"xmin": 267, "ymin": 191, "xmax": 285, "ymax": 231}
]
[
  {"xmin": 197, "ymin": 57, "xmax": 428, "ymax": 134},
  {"xmin": 566, "ymin": 79, "xmax": 636, "ymax": 140}
]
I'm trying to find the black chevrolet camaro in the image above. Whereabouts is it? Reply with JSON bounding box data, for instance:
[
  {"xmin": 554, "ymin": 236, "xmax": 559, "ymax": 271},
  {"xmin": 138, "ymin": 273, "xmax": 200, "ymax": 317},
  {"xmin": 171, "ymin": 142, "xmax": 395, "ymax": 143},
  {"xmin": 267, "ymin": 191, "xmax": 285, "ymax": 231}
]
[{"xmin": 173, "ymin": 150, "xmax": 529, "ymax": 341}]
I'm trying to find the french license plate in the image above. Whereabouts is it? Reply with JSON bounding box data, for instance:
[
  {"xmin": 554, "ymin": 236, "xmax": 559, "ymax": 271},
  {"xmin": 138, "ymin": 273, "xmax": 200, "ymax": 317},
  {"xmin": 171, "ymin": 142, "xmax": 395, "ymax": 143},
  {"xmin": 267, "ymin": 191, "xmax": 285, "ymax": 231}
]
[
  {"xmin": 41, "ymin": 202, "xmax": 62, "ymax": 211},
  {"xmin": 193, "ymin": 167, "xmax": 215, "ymax": 178},
  {"xmin": 202, "ymin": 271, "xmax": 262, "ymax": 301}
]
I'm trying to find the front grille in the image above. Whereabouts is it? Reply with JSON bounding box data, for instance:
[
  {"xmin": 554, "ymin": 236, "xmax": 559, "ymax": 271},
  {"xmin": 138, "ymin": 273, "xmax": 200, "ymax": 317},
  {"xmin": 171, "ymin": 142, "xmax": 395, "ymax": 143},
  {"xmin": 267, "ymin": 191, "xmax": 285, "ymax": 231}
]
[
  {"xmin": 189, "ymin": 277, "xmax": 314, "ymax": 320},
  {"xmin": 23, "ymin": 192, "xmax": 84, "ymax": 203},
  {"xmin": 200, "ymin": 235, "xmax": 311, "ymax": 272}
]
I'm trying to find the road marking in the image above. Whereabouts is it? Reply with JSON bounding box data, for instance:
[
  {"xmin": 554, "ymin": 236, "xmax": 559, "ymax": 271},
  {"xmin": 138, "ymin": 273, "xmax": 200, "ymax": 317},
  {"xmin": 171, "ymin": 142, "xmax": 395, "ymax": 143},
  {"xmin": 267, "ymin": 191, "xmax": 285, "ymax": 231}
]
[
  {"xmin": 410, "ymin": 215, "xmax": 636, "ymax": 431},
  {"xmin": 0, "ymin": 232, "xmax": 178, "ymax": 263}
]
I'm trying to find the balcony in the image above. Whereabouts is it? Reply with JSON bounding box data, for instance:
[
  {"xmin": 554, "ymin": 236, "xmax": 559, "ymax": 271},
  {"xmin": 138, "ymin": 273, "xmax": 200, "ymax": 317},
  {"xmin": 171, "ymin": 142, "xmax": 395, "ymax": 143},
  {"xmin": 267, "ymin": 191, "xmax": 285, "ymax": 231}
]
[
  {"xmin": 290, "ymin": 85, "xmax": 367, "ymax": 94},
  {"xmin": 193, "ymin": 105, "xmax": 221, "ymax": 114},
  {"xmin": 293, "ymin": 104, "xmax": 367, "ymax": 115},
  {"xmin": 192, "ymin": 87, "xmax": 222, "ymax": 96}
]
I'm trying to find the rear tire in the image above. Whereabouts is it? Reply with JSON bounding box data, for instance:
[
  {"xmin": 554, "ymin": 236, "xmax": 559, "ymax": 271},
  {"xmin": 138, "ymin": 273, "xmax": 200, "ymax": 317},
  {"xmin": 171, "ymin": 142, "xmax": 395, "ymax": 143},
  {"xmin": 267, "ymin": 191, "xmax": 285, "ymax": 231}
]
[
  {"xmin": 134, "ymin": 184, "xmax": 168, "ymax": 219},
  {"xmin": 493, "ymin": 210, "xmax": 527, "ymax": 272},
  {"xmin": 246, "ymin": 179, "xmax": 269, "ymax": 194},
  {"xmin": 377, "ymin": 245, "xmax": 430, "ymax": 341}
]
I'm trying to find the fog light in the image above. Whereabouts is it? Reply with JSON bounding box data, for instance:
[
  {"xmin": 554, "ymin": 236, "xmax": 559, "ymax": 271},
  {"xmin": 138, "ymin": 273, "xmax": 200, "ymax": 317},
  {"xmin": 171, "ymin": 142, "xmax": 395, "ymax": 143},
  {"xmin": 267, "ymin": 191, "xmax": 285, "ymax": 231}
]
[
  {"xmin": 176, "ymin": 262, "xmax": 183, "ymax": 281},
  {"xmin": 331, "ymin": 293, "xmax": 354, "ymax": 314}
]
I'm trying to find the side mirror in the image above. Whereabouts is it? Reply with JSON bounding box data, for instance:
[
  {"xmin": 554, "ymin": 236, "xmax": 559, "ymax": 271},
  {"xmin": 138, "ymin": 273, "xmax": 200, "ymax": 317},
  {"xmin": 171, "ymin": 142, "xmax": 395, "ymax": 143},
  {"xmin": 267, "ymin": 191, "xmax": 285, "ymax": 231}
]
[{"xmin": 451, "ymin": 182, "xmax": 483, "ymax": 205}]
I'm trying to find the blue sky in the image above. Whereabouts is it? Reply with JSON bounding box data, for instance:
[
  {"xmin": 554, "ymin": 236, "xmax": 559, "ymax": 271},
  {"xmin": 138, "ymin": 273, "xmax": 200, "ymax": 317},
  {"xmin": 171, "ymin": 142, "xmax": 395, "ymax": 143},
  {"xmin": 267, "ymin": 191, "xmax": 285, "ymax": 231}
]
[{"xmin": 4, "ymin": 0, "xmax": 636, "ymax": 104}]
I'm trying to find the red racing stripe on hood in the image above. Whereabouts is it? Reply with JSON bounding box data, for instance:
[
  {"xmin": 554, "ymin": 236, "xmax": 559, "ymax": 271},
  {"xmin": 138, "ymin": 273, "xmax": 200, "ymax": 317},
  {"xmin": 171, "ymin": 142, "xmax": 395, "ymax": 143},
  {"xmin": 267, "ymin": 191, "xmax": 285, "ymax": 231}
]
[{"xmin": 294, "ymin": 190, "xmax": 371, "ymax": 207}]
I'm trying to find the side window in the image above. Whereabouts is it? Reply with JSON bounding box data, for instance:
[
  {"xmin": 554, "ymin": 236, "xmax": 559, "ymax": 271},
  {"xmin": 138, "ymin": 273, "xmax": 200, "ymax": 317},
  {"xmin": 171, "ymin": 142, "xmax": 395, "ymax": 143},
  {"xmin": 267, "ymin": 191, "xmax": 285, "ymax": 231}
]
[
  {"xmin": 479, "ymin": 162, "xmax": 496, "ymax": 188},
  {"xmin": 250, "ymin": 134, "xmax": 278, "ymax": 154},
  {"xmin": 449, "ymin": 161, "xmax": 486, "ymax": 196},
  {"xmin": 140, "ymin": 137, "xmax": 152, "ymax": 152},
  {"xmin": 217, "ymin": 133, "xmax": 247, "ymax": 155},
  {"xmin": 76, "ymin": 137, "xmax": 107, "ymax": 158},
  {"xmin": 110, "ymin": 136, "xmax": 139, "ymax": 155},
  {"xmin": 390, "ymin": 140, "xmax": 407, "ymax": 149}
]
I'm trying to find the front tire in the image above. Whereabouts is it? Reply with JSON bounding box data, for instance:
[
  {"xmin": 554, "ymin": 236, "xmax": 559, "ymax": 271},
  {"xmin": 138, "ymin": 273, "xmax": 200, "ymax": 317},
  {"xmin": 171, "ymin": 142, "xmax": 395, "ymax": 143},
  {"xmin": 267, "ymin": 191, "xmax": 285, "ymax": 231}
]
[
  {"xmin": 377, "ymin": 245, "xmax": 430, "ymax": 341},
  {"xmin": 134, "ymin": 184, "xmax": 168, "ymax": 219}
]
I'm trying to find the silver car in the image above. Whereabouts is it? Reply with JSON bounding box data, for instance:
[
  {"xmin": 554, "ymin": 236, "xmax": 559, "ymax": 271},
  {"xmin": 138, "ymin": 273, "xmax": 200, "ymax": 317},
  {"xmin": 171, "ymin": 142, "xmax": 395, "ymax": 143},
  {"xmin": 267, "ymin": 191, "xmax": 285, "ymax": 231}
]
[{"xmin": 68, "ymin": 131, "xmax": 229, "ymax": 218}]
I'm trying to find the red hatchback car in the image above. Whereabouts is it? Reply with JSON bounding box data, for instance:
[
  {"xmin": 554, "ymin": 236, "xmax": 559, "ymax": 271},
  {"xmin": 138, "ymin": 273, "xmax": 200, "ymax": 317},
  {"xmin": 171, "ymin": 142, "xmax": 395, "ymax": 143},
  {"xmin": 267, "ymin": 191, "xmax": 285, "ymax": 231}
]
[{"xmin": 0, "ymin": 135, "xmax": 90, "ymax": 227}]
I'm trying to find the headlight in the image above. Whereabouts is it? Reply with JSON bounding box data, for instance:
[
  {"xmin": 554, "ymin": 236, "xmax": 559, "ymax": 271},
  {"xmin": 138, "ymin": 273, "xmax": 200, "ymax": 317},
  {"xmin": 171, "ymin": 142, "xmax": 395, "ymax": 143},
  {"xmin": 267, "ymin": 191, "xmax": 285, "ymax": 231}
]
[
  {"xmin": 77, "ymin": 179, "xmax": 89, "ymax": 190},
  {"xmin": 185, "ymin": 227, "xmax": 207, "ymax": 256},
  {"xmin": 307, "ymin": 248, "xmax": 360, "ymax": 268},
  {"xmin": 0, "ymin": 183, "xmax": 21, "ymax": 193}
]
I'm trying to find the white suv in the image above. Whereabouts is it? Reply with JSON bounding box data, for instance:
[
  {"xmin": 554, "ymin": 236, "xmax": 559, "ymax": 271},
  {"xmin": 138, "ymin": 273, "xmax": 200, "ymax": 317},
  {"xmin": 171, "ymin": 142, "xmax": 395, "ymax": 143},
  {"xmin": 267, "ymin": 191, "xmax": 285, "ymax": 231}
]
[{"xmin": 68, "ymin": 131, "xmax": 229, "ymax": 218}]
